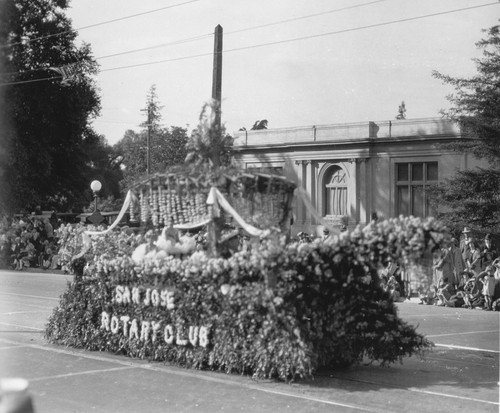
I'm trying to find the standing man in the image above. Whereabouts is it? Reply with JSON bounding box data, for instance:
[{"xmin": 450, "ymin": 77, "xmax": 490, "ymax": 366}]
[
  {"xmin": 460, "ymin": 227, "xmax": 473, "ymax": 265},
  {"xmin": 448, "ymin": 238, "xmax": 464, "ymax": 289}
]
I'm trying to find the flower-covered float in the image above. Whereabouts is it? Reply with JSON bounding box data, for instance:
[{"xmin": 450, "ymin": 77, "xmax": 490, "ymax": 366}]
[{"xmin": 46, "ymin": 107, "xmax": 447, "ymax": 381}]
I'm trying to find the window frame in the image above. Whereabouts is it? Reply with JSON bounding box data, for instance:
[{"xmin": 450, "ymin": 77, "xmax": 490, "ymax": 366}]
[
  {"xmin": 324, "ymin": 165, "xmax": 348, "ymax": 217},
  {"xmin": 395, "ymin": 161, "xmax": 438, "ymax": 217}
]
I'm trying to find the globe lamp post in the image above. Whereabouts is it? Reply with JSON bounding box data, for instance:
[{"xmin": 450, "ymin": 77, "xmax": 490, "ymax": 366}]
[{"xmin": 90, "ymin": 180, "xmax": 102, "ymax": 212}]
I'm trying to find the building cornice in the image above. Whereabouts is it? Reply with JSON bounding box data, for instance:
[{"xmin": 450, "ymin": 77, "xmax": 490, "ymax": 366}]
[{"xmin": 232, "ymin": 117, "xmax": 468, "ymax": 151}]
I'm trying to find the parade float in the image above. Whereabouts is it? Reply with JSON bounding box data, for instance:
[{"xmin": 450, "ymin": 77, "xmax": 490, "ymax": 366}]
[{"xmin": 46, "ymin": 106, "xmax": 446, "ymax": 381}]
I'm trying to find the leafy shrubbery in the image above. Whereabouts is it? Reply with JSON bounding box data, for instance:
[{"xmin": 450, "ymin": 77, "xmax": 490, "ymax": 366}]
[{"xmin": 46, "ymin": 216, "xmax": 447, "ymax": 381}]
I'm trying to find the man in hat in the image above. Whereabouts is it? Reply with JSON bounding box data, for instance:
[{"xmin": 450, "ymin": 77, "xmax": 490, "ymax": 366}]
[{"xmin": 460, "ymin": 227, "xmax": 473, "ymax": 264}]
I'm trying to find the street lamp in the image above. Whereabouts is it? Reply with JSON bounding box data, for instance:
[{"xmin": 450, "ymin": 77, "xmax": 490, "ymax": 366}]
[{"xmin": 90, "ymin": 180, "xmax": 102, "ymax": 212}]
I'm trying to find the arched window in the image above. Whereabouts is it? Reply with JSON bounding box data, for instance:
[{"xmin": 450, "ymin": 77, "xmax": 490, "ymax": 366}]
[{"xmin": 325, "ymin": 166, "xmax": 347, "ymax": 216}]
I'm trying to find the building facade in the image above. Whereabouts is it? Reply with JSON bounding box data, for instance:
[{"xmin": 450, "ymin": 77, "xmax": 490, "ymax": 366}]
[{"xmin": 233, "ymin": 117, "xmax": 486, "ymax": 237}]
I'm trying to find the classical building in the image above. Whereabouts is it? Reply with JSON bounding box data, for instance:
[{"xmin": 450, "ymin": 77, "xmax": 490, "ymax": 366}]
[{"xmin": 232, "ymin": 117, "xmax": 486, "ymax": 236}]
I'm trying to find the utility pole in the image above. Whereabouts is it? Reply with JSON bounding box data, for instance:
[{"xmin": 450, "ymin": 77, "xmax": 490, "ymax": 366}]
[
  {"xmin": 212, "ymin": 24, "xmax": 223, "ymax": 132},
  {"xmin": 208, "ymin": 24, "xmax": 223, "ymax": 258},
  {"xmin": 140, "ymin": 105, "xmax": 152, "ymax": 175},
  {"xmin": 146, "ymin": 106, "xmax": 151, "ymax": 175}
]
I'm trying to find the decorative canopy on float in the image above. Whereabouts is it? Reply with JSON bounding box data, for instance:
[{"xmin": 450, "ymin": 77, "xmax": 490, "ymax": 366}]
[{"xmin": 127, "ymin": 169, "xmax": 297, "ymax": 237}]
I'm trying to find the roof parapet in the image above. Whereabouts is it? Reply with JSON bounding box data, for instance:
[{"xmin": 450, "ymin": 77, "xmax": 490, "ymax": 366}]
[{"xmin": 233, "ymin": 117, "xmax": 461, "ymax": 147}]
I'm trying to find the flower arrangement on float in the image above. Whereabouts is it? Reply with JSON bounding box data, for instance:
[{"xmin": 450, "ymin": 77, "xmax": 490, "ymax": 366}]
[{"xmin": 46, "ymin": 213, "xmax": 447, "ymax": 381}]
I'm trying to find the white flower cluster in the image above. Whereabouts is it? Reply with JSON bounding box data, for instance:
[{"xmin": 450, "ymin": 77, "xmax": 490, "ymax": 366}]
[
  {"xmin": 100, "ymin": 311, "xmax": 209, "ymax": 347},
  {"xmin": 113, "ymin": 285, "xmax": 175, "ymax": 309}
]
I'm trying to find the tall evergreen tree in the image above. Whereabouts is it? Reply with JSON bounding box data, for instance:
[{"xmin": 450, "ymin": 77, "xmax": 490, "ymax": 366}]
[
  {"xmin": 430, "ymin": 23, "xmax": 500, "ymax": 233},
  {"xmin": 113, "ymin": 127, "xmax": 190, "ymax": 191},
  {"xmin": 0, "ymin": 0, "xmax": 102, "ymax": 213},
  {"xmin": 113, "ymin": 86, "xmax": 189, "ymax": 190}
]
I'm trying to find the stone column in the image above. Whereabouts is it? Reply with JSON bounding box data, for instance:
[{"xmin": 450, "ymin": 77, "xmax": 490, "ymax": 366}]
[
  {"xmin": 347, "ymin": 159, "xmax": 358, "ymax": 227},
  {"xmin": 304, "ymin": 160, "xmax": 312, "ymax": 226},
  {"xmin": 294, "ymin": 160, "xmax": 306, "ymax": 226},
  {"xmin": 358, "ymin": 158, "xmax": 369, "ymax": 225}
]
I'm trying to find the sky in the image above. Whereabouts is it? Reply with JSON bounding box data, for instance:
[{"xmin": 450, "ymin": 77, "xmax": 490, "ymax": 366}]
[{"xmin": 66, "ymin": 0, "xmax": 500, "ymax": 145}]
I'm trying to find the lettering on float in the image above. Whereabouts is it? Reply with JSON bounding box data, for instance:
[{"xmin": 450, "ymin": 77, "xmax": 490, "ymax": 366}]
[
  {"xmin": 113, "ymin": 285, "xmax": 175, "ymax": 309},
  {"xmin": 100, "ymin": 285, "xmax": 209, "ymax": 348}
]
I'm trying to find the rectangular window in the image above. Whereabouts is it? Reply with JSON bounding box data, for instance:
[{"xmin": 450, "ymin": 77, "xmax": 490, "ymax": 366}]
[
  {"xmin": 396, "ymin": 162, "xmax": 438, "ymax": 217},
  {"xmin": 397, "ymin": 164, "xmax": 408, "ymax": 181}
]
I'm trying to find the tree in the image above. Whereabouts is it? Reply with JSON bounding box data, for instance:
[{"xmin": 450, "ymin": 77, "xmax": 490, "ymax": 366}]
[
  {"xmin": 113, "ymin": 87, "xmax": 189, "ymax": 190},
  {"xmin": 141, "ymin": 85, "xmax": 163, "ymax": 133},
  {"xmin": 151, "ymin": 126, "xmax": 189, "ymax": 170},
  {"xmin": 0, "ymin": 0, "xmax": 103, "ymax": 213},
  {"xmin": 429, "ymin": 168, "xmax": 500, "ymax": 234},
  {"xmin": 114, "ymin": 127, "xmax": 189, "ymax": 191},
  {"xmin": 396, "ymin": 101, "xmax": 406, "ymax": 120},
  {"xmin": 433, "ymin": 24, "xmax": 500, "ymax": 163},
  {"xmin": 113, "ymin": 130, "xmax": 146, "ymax": 191},
  {"xmin": 185, "ymin": 102, "xmax": 233, "ymax": 168},
  {"xmin": 430, "ymin": 23, "xmax": 500, "ymax": 233},
  {"xmin": 83, "ymin": 133, "xmax": 123, "ymax": 201}
]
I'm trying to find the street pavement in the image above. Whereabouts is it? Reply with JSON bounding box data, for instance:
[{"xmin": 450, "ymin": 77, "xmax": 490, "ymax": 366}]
[{"xmin": 0, "ymin": 269, "xmax": 498, "ymax": 413}]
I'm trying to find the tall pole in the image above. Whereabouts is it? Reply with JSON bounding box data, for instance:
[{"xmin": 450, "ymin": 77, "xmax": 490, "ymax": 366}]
[
  {"xmin": 141, "ymin": 106, "xmax": 152, "ymax": 175},
  {"xmin": 146, "ymin": 106, "xmax": 151, "ymax": 175},
  {"xmin": 212, "ymin": 24, "xmax": 223, "ymax": 132},
  {"xmin": 208, "ymin": 25, "xmax": 223, "ymax": 258}
]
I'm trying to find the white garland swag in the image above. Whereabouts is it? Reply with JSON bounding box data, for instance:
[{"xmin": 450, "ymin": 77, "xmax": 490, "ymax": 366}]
[{"xmin": 83, "ymin": 186, "xmax": 265, "ymax": 242}]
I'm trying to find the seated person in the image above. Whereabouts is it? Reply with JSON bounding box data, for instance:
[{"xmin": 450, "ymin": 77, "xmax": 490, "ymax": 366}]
[
  {"xmin": 458, "ymin": 270, "xmax": 474, "ymax": 289},
  {"xmin": 436, "ymin": 277, "xmax": 455, "ymax": 306},
  {"xmin": 11, "ymin": 237, "xmax": 24, "ymax": 270},
  {"xmin": 444, "ymin": 271, "xmax": 470, "ymax": 308},
  {"xmin": 463, "ymin": 276, "xmax": 484, "ymax": 309},
  {"xmin": 418, "ymin": 285, "xmax": 437, "ymax": 305},
  {"xmin": 41, "ymin": 246, "xmax": 54, "ymax": 270},
  {"xmin": 444, "ymin": 290, "xmax": 466, "ymax": 308},
  {"xmin": 20, "ymin": 238, "xmax": 36, "ymax": 268}
]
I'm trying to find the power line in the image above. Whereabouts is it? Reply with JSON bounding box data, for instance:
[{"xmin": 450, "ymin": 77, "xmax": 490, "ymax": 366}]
[
  {"xmin": 225, "ymin": 0, "xmax": 388, "ymax": 36},
  {"xmin": 98, "ymin": 0, "xmax": 385, "ymax": 60},
  {"xmin": 0, "ymin": 75, "xmax": 61, "ymax": 87},
  {"xmin": 97, "ymin": 2, "xmax": 500, "ymax": 73},
  {"xmin": 2, "ymin": 0, "xmax": 380, "ymax": 76},
  {"xmin": 95, "ymin": 33, "xmax": 212, "ymax": 60},
  {"xmin": 92, "ymin": 119, "xmax": 142, "ymax": 126},
  {"xmin": 1, "ymin": 2, "xmax": 498, "ymax": 86},
  {"xmin": 100, "ymin": 51, "xmax": 212, "ymax": 73},
  {"xmin": 0, "ymin": 0, "xmax": 203, "ymax": 49},
  {"xmin": 0, "ymin": 32, "xmax": 212, "ymax": 77}
]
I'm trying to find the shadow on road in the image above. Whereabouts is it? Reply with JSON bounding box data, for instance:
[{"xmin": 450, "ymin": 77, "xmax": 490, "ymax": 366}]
[{"xmin": 302, "ymin": 347, "xmax": 499, "ymax": 395}]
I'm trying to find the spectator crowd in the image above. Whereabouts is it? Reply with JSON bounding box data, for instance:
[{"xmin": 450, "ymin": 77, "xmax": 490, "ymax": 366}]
[{"xmin": 418, "ymin": 227, "xmax": 500, "ymax": 311}]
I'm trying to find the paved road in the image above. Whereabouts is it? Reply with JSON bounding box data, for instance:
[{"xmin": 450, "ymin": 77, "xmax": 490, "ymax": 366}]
[{"xmin": 0, "ymin": 270, "xmax": 498, "ymax": 413}]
